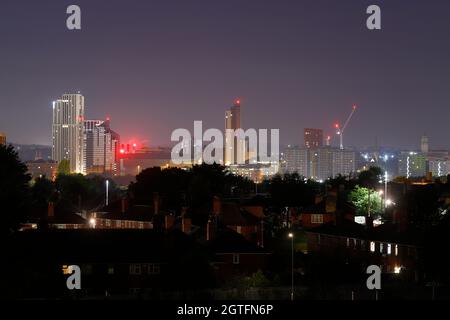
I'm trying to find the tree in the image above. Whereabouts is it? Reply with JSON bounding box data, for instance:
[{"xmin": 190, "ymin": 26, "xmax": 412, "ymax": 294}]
[
  {"xmin": 57, "ymin": 159, "xmax": 70, "ymax": 175},
  {"xmin": 30, "ymin": 176, "xmax": 56, "ymax": 219},
  {"xmin": 0, "ymin": 144, "xmax": 31, "ymax": 235},
  {"xmin": 349, "ymin": 185, "xmax": 383, "ymax": 217},
  {"xmin": 268, "ymin": 173, "xmax": 321, "ymax": 208},
  {"xmin": 54, "ymin": 174, "xmax": 118, "ymax": 215},
  {"xmin": 358, "ymin": 166, "xmax": 383, "ymax": 189}
]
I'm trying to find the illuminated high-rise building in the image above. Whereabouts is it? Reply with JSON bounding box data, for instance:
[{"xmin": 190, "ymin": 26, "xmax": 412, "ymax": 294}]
[
  {"xmin": 285, "ymin": 146, "xmax": 309, "ymax": 176},
  {"xmin": 304, "ymin": 128, "xmax": 323, "ymax": 149},
  {"xmin": 84, "ymin": 118, "xmax": 120, "ymax": 174},
  {"xmin": 224, "ymin": 100, "xmax": 245, "ymax": 165},
  {"xmin": 332, "ymin": 149, "xmax": 356, "ymax": 178},
  {"xmin": 51, "ymin": 93, "xmax": 85, "ymax": 173},
  {"xmin": 398, "ymin": 152, "xmax": 427, "ymax": 178}
]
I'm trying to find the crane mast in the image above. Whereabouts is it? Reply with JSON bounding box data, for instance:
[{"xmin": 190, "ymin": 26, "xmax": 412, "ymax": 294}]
[{"xmin": 336, "ymin": 105, "xmax": 357, "ymax": 150}]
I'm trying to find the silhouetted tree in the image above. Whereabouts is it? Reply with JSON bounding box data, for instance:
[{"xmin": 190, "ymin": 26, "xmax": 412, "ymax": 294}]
[
  {"xmin": 0, "ymin": 144, "xmax": 31, "ymax": 236},
  {"xmin": 30, "ymin": 176, "xmax": 56, "ymax": 219},
  {"xmin": 268, "ymin": 173, "xmax": 320, "ymax": 208},
  {"xmin": 357, "ymin": 166, "xmax": 382, "ymax": 188}
]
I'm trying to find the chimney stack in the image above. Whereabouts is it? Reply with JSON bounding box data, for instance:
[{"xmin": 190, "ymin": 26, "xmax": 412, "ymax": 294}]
[
  {"xmin": 165, "ymin": 215, "xmax": 175, "ymax": 230},
  {"xmin": 206, "ymin": 219, "xmax": 215, "ymax": 241},
  {"xmin": 121, "ymin": 198, "xmax": 128, "ymax": 213},
  {"xmin": 182, "ymin": 218, "xmax": 192, "ymax": 234},
  {"xmin": 153, "ymin": 192, "xmax": 160, "ymax": 215},
  {"xmin": 213, "ymin": 196, "xmax": 221, "ymax": 216},
  {"xmin": 48, "ymin": 202, "xmax": 54, "ymax": 218}
]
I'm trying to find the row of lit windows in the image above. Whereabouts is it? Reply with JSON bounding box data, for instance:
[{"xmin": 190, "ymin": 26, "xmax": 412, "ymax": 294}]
[
  {"xmin": 345, "ymin": 237, "xmax": 399, "ymax": 256},
  {"xmin": 318, "ymin": 234, "xmax": 401, "ymax": 257}
]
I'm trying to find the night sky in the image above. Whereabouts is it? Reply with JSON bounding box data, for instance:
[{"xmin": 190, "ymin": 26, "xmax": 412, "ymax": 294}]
[{"xmin": 1, "ymin": 0, "xmax": 449, "ymax": 149}]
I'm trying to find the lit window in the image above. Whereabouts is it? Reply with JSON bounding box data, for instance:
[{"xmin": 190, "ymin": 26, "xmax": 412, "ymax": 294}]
[
  {"xmin": 129, "ymin": 264, "xmax": 141, "ymax": 275},
  {"xmin": 233, "ymin": 253, "xmax": 240, "ymax": 265},
  {"xmin": 387, "ymin": 243, "xmax": 392, "ymax": 255},
  {"xmin": 380, "ymin": 243, "xmax": 384, "ymax": 253},
  {"xmin": 346, "ymin": 238, "xmax": 350, "ymax": 248},
  {"xmin": 395, "ymin": 244, "xmax": 399, "ymax": 256},
  {"xmin": 147, "ymin": 263, "xmax": 160, "ymax": 275},
  {"xmin": 370, "ymin": 241, "xmax": 375, "ymax": 252},
  {"xmin": 311, "ymin": 214, "xmax": 324, "ymax": 224}
]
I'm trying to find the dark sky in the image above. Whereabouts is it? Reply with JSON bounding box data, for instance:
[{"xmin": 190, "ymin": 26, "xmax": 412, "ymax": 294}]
[{"xmin": 1, "ymin": 0, "xmax": 449, "ymax": 149}]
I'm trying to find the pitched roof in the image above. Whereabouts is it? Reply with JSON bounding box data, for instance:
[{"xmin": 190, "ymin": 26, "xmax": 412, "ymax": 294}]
[
  {"xmin": 207, "ymin": 229, "xmax": 268, "ymax": 254},
  {"xmin": 219, "ymin": 203, "xmax": 261, "ymax": 226}
]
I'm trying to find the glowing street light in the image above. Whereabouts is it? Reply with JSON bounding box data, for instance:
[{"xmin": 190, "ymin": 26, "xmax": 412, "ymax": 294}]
[
  {"xmin": 394, "ymin": 266, "xmax": 401, "ymax": 274},
  {"xmin": 105, "ymin": 179, "xmax": 109, "ymax": 206},
  {"xmin": 89, "ymin": 218, "xmax": 96, "ymax": 229},
  {"xmin": 288, "ymin": 232, "xmax": 294, "ymax": 300}
]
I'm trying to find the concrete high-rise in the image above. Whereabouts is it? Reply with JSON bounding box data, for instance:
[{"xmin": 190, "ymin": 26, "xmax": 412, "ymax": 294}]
[
  {"xmin": 398, "ymin": 152, "xmax": 427, "ymax": 178},
  {"xmin": 284, "ymin": 145, "xmax": 355, "ymax": 181},
  {"xmin": 332, "ymin": 149, "xmax": 356, "ymax": 178},
  {"xmin": 84, "ymin": 118, "xmax": 120, "ymax": 174},
  {"xmin": 284, "ymin": 146, "xmax": 309, "ymax": 176},
  {"xmin": 224, "ymin": 100, "xmax": 244, "ymax": 165},
  {"xmin": 51, "ymin": 93, "xmax": 85, "ymax": 173},
  {"xmin": 304, "ymin": 128, "xmax": 323, "ymax": 149}
]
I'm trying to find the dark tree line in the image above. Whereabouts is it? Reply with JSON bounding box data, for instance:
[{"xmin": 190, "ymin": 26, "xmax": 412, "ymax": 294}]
[
  {"xmin": 0, "ymin": 144, "xmax": 31, "ymax": 236},
  {"xmin": 128, "ymin": 164, "xmax": 254, "ymax": 215}
]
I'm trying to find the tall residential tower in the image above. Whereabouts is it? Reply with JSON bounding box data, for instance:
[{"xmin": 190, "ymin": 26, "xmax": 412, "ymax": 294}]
[
  {"xmin": 51, "ymin": 93, "xmax": 85, "ymax": 173},
  {"xmin": 224, "ymin": 100, "xmax": 244, "ymax": 165}
]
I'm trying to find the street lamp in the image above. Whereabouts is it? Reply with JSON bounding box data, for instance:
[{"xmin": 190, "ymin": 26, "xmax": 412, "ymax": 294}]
[
  {"xmin": 89, "ymin": 218, "xmax": 96, "ymax": 229},
  {"xmin": 105, "ymin": 179, "xmax": 109, "ymax": 206},
  {"xmin": 288, "ymin": 232, "xmax": 294, "ymax": 300},
  {"xmin": 384, "ymin": 171, "xmax": 388, "ymax": 210}
]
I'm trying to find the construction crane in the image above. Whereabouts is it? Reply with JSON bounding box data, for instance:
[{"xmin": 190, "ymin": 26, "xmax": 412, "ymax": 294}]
[{"xmin": 335, "ymin": 104, "xmax": 357, "ymax": 150}]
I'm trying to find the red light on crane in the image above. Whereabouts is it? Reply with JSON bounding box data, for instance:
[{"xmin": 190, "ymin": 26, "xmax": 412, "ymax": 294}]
[
  {"xmin": 335, "ymin": 123, "xmax": 340, "ymax": 129},
  {"xmin": 352, "ymin": 104, "xmax": 357, "ymax": 110}
]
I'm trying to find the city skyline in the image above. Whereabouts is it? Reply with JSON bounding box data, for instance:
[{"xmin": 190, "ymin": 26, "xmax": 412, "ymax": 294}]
[{"xmin": 1, "ymin": 1, "xmax": 450, "ymax": 149}]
